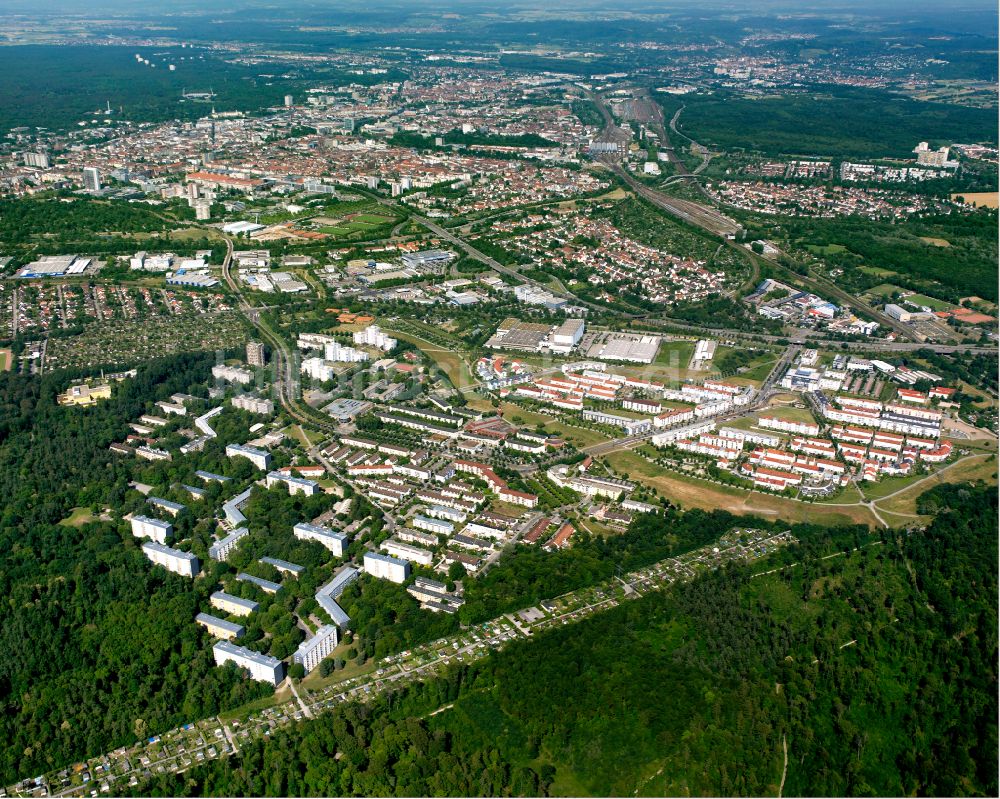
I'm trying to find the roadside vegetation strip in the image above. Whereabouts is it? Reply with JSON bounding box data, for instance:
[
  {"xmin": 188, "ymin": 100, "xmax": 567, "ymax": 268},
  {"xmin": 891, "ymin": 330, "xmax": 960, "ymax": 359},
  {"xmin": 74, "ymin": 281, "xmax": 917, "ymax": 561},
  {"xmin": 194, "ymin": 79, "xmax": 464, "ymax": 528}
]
[{"xmin": 33, "ymin": 529, "xmax": 792, "ymax": 798}]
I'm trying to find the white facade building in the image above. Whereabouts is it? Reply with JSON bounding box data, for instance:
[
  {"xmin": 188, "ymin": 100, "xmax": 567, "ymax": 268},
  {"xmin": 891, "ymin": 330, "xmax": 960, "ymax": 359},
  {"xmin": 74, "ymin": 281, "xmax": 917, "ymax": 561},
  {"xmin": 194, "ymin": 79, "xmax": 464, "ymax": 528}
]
[
  {"xmin": 353, "ymin": 325, "xmax": 397, "ymax": 352},
  {"xmin": 364, "ymin": 551, "xmax": 410, "ymax": 583},
  {"xmin": 225, "ymin": 443, "xmax": 272, "ymax": 470},
  {"xmin": 209, "ymin": 527, "xmax": 250, "ymax": 561},
  {"xmin": 292, "ymin": 625, "xmax": 339, "ymax": 673},
  {"xmin": 142, "ymin": 541, "xmax": 199, "ymax": 577},
  {"xmin": 212, "ymin": 365, "xmax": 253, "ymax": 385},
  {"xmin": 130, "ymin": 515, "xmax": 172, "ymax": 543},
  {"xmin": 324, "ymin": 341, "xmax": 369, "ymax": 363},
  {"xmin": 294, "ymin": 522, "xmax": 347, "ymax": 556},
  {"xmin": 213, "ymin": 641, "xmax": 284, "ymax": 685}
]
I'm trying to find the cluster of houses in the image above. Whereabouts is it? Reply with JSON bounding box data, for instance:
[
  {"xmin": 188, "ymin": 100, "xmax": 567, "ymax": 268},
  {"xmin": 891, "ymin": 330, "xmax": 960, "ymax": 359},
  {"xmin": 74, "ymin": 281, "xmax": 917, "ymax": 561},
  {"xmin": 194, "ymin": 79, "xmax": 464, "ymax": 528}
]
[{"xmin": 654, "ymin": 384, "xmax": 957, "ymax": 492}]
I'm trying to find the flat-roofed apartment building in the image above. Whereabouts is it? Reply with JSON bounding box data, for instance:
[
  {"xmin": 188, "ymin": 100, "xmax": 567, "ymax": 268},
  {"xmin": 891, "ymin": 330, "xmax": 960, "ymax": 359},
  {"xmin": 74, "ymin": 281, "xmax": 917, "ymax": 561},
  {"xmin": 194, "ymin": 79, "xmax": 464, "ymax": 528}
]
[
  {"xmin": 212, "ymin": 641, "xmax": 283, "ymax": 685},
  {"xmin": 382, "ymin": 538, "xmax": 434, "ymax": 566},
  {"xmin": 196, "ymin": 612, "xmax": 245, "ymax": 640},
  {"xmin": 292, "ymin": 625, "xmax": 339, "ymax": 673},
  {"xmin": 210, "ymin": 591, "xmax": 259, "ymax": 617},
  {"xmin": 294, "ymin": 522, "xmax": 347, "ymax": 556},
  {"xmin": 142, "ymin": 541, "xmax": 199, "ymax": 577},
  {"xmin": 130, "ymin": 515, "xmax": 173, "ymax": 544},
  {"xmin": 209, "ymin": 527, "xmax": 250, "ymax": 561},
  {"xmin": 225, "ymin": 443, "xmax": 272, "ymax": 470},
  {"xmin": 363, "ymin": 551, "xmax": 410, "ymax": 583}
]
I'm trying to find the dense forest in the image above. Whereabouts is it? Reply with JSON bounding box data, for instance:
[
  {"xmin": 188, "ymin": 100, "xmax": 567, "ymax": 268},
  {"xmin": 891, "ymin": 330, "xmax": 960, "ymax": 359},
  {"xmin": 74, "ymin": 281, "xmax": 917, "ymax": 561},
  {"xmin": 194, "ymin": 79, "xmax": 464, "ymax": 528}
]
[
  {"xmin": 745, "ymin": 209, "xmax": 999, "ymax": 303},
  {"xmin": 134, "ymin": 483, "xmax": 997, "ymax": 797},
  {"xmin": 0, "ymin": 354, "xmax": 274, "ymax": 783},
  {"xmin": 661, "ymin": 85, "xmax": 998, "ymax": 159}
]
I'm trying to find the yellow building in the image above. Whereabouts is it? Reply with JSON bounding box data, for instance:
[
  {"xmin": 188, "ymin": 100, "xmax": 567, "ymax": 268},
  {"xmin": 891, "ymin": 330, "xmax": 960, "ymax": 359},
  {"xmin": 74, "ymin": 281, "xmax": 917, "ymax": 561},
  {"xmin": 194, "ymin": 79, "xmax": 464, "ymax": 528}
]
[{"xmin": 59, "ymin": 383, "xmax": 112, "ymax": 406}]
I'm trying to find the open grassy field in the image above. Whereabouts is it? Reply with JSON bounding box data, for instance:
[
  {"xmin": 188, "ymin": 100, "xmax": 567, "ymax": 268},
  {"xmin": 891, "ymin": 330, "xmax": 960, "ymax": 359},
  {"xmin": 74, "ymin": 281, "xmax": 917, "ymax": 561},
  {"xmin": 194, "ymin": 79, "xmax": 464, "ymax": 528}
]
[
  {"xmin": 58, "ymin": 506, "xmax": 109, "ymax": 527},
  {"xmin": 603, "ymin": 449, "xmax": 879, "ymax": 527},
  {"xmin": 0, "ymin": 348, "xmax": 11, "ymax": 371},
  {"xmin": 903, "ymin": 293, "xmax": 954, "ymax": 311},
  {"xmin": 499, "ymin": 402, "xmax": 552, "ymax": 428},
  {"xmin": 218, "ymin": 691, "xmax": 281, "ymax": 721},
  {"xmin": 382, "ymin": 327, "xmax": 476, "ymax": 389},
  {"xmin": 874, "ymin": 454, "xmax": 997, "ymax": 516},
  {"xmin": 546, "ymin": 420, "xmax": 613, "ymax": 448},
  {"xmin": 866, "ymin": 283, "xmax": 907, "ymax": 297},
  {"xmin": 857, "ymin": 265, "xmax": 898, "ymax": 278},
  {"xmin": 756, "ymin": 405, "xmax": 817, "ymax": 424},
  {"xmin": 730, "ymin": 356, "xmax": 780, "ymax": 384}
]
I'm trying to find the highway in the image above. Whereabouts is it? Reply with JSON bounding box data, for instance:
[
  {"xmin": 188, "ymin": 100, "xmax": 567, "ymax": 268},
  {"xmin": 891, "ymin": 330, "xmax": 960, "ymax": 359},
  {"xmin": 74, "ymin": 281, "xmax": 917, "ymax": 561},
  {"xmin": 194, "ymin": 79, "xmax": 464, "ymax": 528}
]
[
  {"xmin": 580, "ymin": 89, "xmax": 942, "ymax": 343},
  {"xmin": 221, "ymin": 235, "xmax": 341, "ymax": 436},
  {"xmin": 359, "ymin": 189, "xmax": 992, "ymax": 355}
]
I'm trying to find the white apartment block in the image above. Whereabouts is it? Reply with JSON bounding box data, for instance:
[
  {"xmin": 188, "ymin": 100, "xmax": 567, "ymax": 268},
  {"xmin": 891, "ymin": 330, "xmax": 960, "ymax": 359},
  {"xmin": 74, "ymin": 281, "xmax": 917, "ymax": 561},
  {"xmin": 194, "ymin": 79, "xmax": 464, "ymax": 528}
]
[
  {"xmin": 212, "ymin": 365, "xmax": 253, "ymax": 385},
  {"xmin": 142, "ymin": 541, "xmax": 199, "ymax": 577},
  {"xmin": 232, "ymin": 394, "xmax": 275, "ymax": 415},
  {"xmin": 301, "ymin": 357, "xmax": 338, "ymax": 382},
  {"xmin": 353, "ymin": 325, "xmax": 397, "ymax": 352},
  {"xmin": 266, "ymin": 471, "xmax": 319, "ymax": 496},
  {"xmin": 412, "ymin": 515, "xmax": 455, "ymax": 535},
  {"xmin": 364, "ymin": 551, "xmax": 411, "ymax": 584},
  {"xmin": 757, "ymin": 415, "xmax": 821, "ymax": 436},
  {"xmin": 213, "ymin": 641, "xmax": 283, "ymax": 685},
  {"xmin": 294, "ymin": 522, "xmax": 347, "ymax": 556},
  {"xmin": 324, "ymin": 341, "xmax": 369, "ymax": 363},
  {"xmin": 130, "ymin": 515, "xmax": 173, "ymax": 544},
  {"xmin": 651, "ymin": 420, "xmax": 716, "ymax": 446},
  {"xmin": 225, "ymin": 443, "xmax": 272, "ymax": 470},
  {"xmin": 209, "ymin": 527, "xmax": 250, "ymax": 561},
  {"xmin": 382, "ymin": 538, "xmax": 435, "ymax": 566},
  {"xmin": 292, "ymin": 625, "xmax": 339, "ymax": 673}
]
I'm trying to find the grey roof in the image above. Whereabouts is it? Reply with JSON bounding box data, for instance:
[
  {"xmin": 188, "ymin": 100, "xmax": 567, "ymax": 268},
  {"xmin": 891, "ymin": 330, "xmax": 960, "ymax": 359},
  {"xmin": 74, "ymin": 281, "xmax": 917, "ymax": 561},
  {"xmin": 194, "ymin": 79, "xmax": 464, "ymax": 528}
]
[
  {"xmin": 210, "ymin": 591, "xmax": 259, "ymax": 612},
  {"xmin": 141, "ymin": 541, "xmax": 197, "ymax": 561},
  {"xmin": 213, "ymin": 640, "xmax": 281, "ymax": 668},
  {"xmin": 237, "ymin": 572, "xmax": 283, "ymax": 594},
  {"xmin": 294, "ymin": 521, "xmax": 347, "ymax": 541},
  {"xmin": 195, "ymin": 470, "xmax": 230, "ymax": 483},
  {"xmin": 364, "ymin": 550, "xmax": 408, "ymax": 567},
  {"xmin": 315, "ymin": 566, "xmax": 359, "ymax": 628},
  {"xmin": 147, "ymin": 496, "xmax": 186, "ymax": 513},
  {"xmin": 222, "ymin": 487, "xmax": 254, "ymax": 526},
  {"xmin": 196, "ymin": 613, "xmax": 245, "ymax": 637},
  {"xmin": 208, "ymin": 526, "xmax": 250, "ymax": 560},
  {"xmin": 131, "ymin": 514, "xmax": 172, "ymax": 530},
  {"xmin": 260, "ymin": 556, "xmax": 304, "ymax": 576},
  {"xmin": 319, "ymin": 566, "xmax": 359, "ymax": 600}
]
